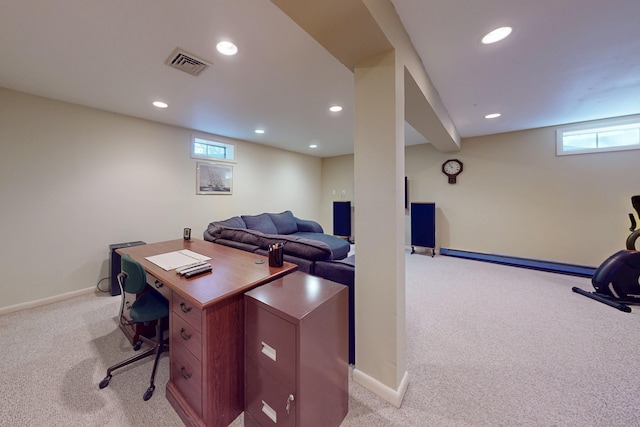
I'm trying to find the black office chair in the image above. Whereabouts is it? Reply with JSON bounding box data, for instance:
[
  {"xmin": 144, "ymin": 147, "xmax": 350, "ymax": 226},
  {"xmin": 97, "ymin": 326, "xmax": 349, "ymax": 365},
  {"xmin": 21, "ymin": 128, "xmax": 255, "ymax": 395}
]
[{"xmin": 99, "ymin": 254, "xmax": 169, "ymax": 401}]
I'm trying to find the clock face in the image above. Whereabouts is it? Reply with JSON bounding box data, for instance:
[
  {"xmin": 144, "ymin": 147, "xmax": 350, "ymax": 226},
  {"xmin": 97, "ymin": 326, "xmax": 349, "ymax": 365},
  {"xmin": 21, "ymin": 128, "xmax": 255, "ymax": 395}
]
[
  {"xmin": 443, "ymin": 160, "xmax": 461, "ymax": 175},
  {"xmin": 442, "ymin": 159, "xmax": 463, "ymax": 184}
]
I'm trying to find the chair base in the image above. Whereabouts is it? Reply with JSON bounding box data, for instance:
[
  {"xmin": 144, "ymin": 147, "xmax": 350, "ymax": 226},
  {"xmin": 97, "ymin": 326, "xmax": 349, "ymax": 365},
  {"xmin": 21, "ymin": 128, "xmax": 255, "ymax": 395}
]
[{"xmin": 100, "ymin": 317, "xmax": 169, "ymax": 400}]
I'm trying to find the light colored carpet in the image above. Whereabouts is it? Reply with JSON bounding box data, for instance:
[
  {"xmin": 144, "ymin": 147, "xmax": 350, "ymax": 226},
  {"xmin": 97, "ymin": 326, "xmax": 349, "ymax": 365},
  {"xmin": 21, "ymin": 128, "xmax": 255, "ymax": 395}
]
[{"xmin": 1, "ymin": 253, "xmax": 639, "ymax": 426}]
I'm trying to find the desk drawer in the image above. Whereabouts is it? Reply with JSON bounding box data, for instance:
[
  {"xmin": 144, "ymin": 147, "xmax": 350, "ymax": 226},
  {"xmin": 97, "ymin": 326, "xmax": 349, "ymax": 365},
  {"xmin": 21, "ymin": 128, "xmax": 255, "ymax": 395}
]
[
  {"xmin": 246, "ymin": 300, "xmax": 296, "ymax": 389},
  {"xmin": 172, "ymin": 292, "xmax": 202, "ymax": 329},
  {"xmin": 245, "ymin": 357, "xmax": 295, "ymax": 427},
  {"xmin": 146, "ymin": 275, "xmax": 172, "ymax": 301},
  {"xmin": 171, "ymin": 312, "xmax": 202, "ymax": 361},
  {"xmin": 171, "ymin": 342, "xmax": 203, "ymax": 418}
]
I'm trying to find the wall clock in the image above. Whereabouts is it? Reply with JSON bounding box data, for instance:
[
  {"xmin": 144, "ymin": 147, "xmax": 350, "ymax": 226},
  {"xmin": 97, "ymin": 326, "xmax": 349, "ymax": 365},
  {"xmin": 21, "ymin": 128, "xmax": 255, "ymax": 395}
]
[{"xmin": 442, "ymin": 159, "xmax": 463, "ymax": 184}]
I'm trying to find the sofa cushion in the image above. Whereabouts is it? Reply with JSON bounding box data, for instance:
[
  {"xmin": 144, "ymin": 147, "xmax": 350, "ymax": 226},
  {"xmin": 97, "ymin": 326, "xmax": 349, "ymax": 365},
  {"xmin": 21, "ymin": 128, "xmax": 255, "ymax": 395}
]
[
  {"xmin": 268, "ymin": 210, "xmax": 298, "ymax": 235},
  {"xmin": 315, "ymin": 255, "xmax": 355, "ymax": 287},
  {"xmin": 215, "ymin": 239, "xmax": 261, "ymax": 253},
  {"xmin": 219, "ymin": 228, "xmax": 264, "ymax": 247},
  {"xmin": 258, "ymin": 234, "xmax": 333, "ymax": 261},
  {"xmin": 293, "ymin": 232, "xmax": 350, "ymax": 260},
  {"xmin": 242, "ymin": 213, "xmax": 278, "ymax": 234},
  {"xmin": 213, "ymin": 216, "xmax": 247, "ymax": 229}
]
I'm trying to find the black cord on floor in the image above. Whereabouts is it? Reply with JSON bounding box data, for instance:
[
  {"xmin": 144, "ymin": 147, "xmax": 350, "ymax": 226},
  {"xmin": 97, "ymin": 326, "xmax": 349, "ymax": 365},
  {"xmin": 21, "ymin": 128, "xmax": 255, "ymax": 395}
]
[{"xmin": 96, "ymin": 277, "xmax": 110, "ymax": 293}]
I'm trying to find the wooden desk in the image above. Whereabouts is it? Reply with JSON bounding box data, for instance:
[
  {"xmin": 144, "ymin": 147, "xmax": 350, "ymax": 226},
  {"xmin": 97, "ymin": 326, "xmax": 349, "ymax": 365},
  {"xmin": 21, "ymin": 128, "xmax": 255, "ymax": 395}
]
[{"xmin": 117, "ymin": 239, "xmax": 298, "ymax": 427}]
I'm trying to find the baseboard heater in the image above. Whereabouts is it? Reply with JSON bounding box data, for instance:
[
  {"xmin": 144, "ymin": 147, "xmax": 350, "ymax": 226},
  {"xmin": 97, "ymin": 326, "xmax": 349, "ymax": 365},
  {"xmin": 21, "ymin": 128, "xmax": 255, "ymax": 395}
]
[{"xmin": 439, "ymin": 248, "xmax": 597, "ymax": 278}]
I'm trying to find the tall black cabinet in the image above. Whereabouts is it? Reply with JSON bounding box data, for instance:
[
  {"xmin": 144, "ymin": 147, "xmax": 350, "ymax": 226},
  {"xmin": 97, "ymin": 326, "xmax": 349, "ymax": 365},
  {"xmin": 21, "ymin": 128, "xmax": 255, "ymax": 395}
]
[{"xmin": 410, "ymin": 202, "xmax": 436, "ymax": 256}]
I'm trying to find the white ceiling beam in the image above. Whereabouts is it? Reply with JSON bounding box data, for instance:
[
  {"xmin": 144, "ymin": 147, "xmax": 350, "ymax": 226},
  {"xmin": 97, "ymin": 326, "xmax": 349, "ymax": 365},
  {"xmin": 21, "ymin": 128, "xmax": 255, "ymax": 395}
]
[{"xmin": 272, "ymin": 0, "xmax": 460, "ymax": 151}]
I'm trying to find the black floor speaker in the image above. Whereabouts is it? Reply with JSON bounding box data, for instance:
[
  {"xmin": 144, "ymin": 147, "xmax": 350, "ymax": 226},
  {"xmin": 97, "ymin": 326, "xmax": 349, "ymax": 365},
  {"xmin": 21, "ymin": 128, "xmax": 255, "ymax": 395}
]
[
  {"xmin": 410, "ymin": 202, "xmax": 436, "ymax": 256},
  {"xmin": 333, "ymin": 201, "xmax": 351, "ymax": 238},
  {"xmin": 109, "ymin": 241, "xmax": 146, "ymax": 296}
]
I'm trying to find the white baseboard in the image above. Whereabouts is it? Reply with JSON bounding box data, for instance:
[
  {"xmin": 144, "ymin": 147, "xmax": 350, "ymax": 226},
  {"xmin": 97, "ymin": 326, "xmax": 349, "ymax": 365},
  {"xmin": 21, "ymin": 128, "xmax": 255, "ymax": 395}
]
[
  {"xmin": 0, "ymin": 286, "xmax": 97, "ymax": 316},
  {"xmin": 352, "ymin": 368, "xmax": 409, "ymax": 408}
]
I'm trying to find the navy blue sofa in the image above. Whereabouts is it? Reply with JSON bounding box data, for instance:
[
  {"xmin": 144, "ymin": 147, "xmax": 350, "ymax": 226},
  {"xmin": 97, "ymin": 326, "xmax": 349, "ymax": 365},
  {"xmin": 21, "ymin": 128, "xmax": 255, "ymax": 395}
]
[{"xmin": 203, "ymin": 210, "xmax": 350, "ymax": 274}]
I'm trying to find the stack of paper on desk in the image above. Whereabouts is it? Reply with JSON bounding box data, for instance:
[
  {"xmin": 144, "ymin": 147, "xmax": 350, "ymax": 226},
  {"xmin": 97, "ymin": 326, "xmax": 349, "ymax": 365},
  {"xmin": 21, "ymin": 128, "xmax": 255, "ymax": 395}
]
[{"xmin": 145, "ymin": 250, "xmax": 211, "ymax": 271}]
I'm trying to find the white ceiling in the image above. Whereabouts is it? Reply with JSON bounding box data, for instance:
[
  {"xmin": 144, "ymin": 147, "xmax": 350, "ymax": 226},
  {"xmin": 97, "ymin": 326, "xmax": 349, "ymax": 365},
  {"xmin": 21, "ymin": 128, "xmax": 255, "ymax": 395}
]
[{"xmin": 1, "ymin": 0, "xmax": 639, "ymax": 158}]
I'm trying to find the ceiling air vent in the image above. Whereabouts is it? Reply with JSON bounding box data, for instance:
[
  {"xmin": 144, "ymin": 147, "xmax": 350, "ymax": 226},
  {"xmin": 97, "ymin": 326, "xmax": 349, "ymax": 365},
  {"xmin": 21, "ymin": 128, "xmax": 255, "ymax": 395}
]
[{"xmin": 165, "ymin": 48, "xmax": 211, "ymax": 76}]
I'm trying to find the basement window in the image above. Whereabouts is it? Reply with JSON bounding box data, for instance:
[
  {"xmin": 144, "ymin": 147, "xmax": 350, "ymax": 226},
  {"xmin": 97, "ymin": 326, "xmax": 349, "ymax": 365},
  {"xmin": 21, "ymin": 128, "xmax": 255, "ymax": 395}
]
[
  {"xmin": 556, "ymin": 115, "xmax": 640, "ymax": 156},
  {"xmin": 191, "ymin": 135, "xmax": 235, "ymax": 162}
]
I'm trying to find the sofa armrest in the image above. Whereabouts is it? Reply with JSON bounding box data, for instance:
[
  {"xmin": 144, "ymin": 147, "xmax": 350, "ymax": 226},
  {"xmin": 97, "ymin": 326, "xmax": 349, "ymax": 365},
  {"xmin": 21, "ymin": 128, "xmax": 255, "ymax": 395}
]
[
  {"xmin": 294, "ymin": 217, "xmax": 324, "ymax": 233},
  {"xmin": 203, "ymin": 226, "xmax": 216, "ymax": 242}
]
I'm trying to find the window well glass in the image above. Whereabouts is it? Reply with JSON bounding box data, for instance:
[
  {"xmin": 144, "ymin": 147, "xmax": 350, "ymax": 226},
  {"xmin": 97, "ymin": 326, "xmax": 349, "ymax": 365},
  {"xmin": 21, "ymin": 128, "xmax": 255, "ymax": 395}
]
[
  {"xmin": 556, "ymin": 116, "xmax": 640, "ymax": 156},
  {"xmin": 191, "ymin": 135, "xmax": 235, "ymax": 162}
]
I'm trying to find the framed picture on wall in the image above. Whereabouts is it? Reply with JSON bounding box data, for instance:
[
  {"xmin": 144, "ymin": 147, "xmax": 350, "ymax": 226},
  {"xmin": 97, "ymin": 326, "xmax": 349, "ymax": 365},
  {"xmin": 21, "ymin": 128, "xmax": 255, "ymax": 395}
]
[{"xmin": 196, "ymin": 162, "xmax": 233, "ymax": 195}]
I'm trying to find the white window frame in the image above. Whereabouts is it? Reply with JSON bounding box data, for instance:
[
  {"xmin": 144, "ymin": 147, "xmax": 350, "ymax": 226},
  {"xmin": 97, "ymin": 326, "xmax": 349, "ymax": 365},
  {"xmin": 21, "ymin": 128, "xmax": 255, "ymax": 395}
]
[
  {"xmin": 556, "ymin": 115, "xmax": 640, "ymax": 156},
  {"xmin": 190, "ymin": 134, "xmax": 236, "ymax": 163}
]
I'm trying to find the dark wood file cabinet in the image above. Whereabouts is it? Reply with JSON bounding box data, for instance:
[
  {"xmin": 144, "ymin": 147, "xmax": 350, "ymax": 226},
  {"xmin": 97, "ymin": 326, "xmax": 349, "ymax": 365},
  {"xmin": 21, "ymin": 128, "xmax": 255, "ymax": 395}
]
[{"xmin": 244, "ymin": 272, "xmax": 349, "ymax": 426}]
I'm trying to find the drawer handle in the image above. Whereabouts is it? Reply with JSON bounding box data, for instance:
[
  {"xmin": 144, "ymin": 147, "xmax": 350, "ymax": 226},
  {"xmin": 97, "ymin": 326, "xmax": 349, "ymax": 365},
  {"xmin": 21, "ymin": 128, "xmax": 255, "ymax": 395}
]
[
  {"xmin": 154, "ymin": 280, "xmax": 164, "ymax": 289},
  {"xmin": 179, "ymin": 328, "xmax": 192, "ymax": 340},
  {"xmin": 261, "ymin": 341, "xmax": 277, "ymax": 362},
  {"xmin": 180, "ymin": 302, "xmax": 192, "ymax": 313},
  {"xmin": 261, "ymin": 400, "xmax": 277, "ymax": 423},
  {"xmin": 286, "ymin": 394, "xmax": 295, "ymax": 415},
  {"xmin": 180, "ymin": 367, "xmax": 192, "ymax": 380}
]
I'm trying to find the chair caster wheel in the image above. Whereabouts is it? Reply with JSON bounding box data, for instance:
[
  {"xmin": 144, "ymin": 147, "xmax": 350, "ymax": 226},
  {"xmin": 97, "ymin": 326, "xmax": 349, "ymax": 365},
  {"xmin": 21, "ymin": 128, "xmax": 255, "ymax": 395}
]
[
  {"xmin": 99, "ymin": 375, "xmax": 112, "ymax": 389},
  {"xmin": 133, "ymin": 340, "xmax": 142, "ymax": 351},
  {"xmin": 143, "ymin": 385, "xmax": 155, "ymax": 401}
]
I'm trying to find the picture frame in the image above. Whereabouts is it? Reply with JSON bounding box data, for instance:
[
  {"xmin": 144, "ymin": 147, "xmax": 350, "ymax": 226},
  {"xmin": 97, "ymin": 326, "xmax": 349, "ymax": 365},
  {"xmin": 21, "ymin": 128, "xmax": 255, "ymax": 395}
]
[{"xmin": 196, "ymin": 162, "xmax": 233, "ymax": 195}]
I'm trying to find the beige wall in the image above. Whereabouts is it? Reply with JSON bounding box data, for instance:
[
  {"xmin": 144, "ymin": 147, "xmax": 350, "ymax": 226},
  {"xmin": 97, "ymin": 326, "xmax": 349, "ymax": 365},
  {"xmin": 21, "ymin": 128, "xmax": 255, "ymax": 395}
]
[
  {"xmin": 322, "ymin": 124, "xmax": 640, "ymax": 267},
  {"xmin": 5, "ymin": 85, "xmax": 638, "ymax": 310},
  {"xmin": 0, "ymin": 88, "xmax": 321, "ymax": 310},
  {"xmin": 320, "ymin": 154, "xmax": 355, "ymax": 233}
]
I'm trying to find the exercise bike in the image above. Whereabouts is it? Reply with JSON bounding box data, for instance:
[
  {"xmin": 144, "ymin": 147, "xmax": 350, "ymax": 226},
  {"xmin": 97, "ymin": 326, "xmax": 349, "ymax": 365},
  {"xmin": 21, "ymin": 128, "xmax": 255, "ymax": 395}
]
[
  {"xmin": 625, "ymin": 195, "xmax": 640, "ymax": 250},
  {"xmin": 572, "ymin": 195, "xmax": 640, "ymax": 313}
]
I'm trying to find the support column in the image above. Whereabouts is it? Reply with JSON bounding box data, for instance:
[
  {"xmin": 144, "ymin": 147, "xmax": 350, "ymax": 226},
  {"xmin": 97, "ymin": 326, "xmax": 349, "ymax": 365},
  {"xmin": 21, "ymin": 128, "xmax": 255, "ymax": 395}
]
[{"xmin": 353, "ymin": 49, "xmax": 408, "ymax": 407}]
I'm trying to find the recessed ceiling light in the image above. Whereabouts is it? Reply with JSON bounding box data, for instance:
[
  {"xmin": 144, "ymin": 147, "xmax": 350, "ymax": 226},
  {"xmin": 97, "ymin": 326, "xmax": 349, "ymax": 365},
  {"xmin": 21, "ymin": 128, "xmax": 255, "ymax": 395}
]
[
  {"xmin": 309, "ymin": 144, "xmax": 318, "ymax": 148},
  {"xmin": 152, "ymin": 101, "xmax": 168, "ymax": 108},
  {"xmin": 481, "ymin": 27, "xmax": 512, "ymax": 44},
  {"xmin": 254, "ymin": 129, "xmax": 265, "ymax": 134},
  {"xmin": 485, "ymin": 113, "xmax": 501, "ymax": 119},
  {"xmin": 329, "ymin": 105, "xmax": 343, "ymax": 112},
  {"xmin": 216, "ymin": 41, "xmax": 238, "ymax": 56}
]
